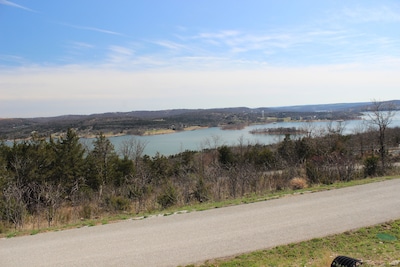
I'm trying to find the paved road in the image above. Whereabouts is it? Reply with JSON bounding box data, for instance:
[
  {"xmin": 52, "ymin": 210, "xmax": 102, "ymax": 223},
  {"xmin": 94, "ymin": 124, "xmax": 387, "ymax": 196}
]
[{"xmin": 1, "ymin": 179, "xmax": 400, "ymax": 267}]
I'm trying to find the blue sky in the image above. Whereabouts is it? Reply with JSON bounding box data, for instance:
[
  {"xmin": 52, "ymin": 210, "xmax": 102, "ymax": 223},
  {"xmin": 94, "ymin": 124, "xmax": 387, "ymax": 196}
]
[{"xmin": 1, "ymin": 0, "xmax": 399, "ymax": 117}]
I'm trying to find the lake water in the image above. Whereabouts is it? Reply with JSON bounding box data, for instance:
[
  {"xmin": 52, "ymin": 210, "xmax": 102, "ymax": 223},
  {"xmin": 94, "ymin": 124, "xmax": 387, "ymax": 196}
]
[
  {"xmin": 7, "ymin": 112, "xmax": 398, "ymax": 157},
  {"xmin": 102, "ymin": 112, "xmax": 400, "ymax": 157}
]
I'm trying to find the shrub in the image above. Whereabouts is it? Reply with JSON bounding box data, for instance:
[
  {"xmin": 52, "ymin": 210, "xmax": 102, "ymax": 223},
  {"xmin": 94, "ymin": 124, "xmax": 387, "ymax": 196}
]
[
  {"xmin": 104, "ymin": 196, "xmax": 131, "ymax": 212},
  {"xmin": 157, "ymin": 183, "xmax": 178, "ymax": 209},
  {"xmin": 80, "ymin": 205, "xmax": 92, "ymax": 219},
  {"xmin": 305, "ymin": 161, "xmax": 319, "ymax": 184},
  {"xmin": 363, "ymin": 155, "xmax": 379, "ymax": 177},
  {"xmin": 193, "ymin": 177, "xmax": 210, "ymax": 203},
  {"xmin": 0, "ymin": 222, "xmax": 6, "ymax": 234},
  {"xmin": 289, "ymin": 177, "xmax": 308, "ymax": 190}
]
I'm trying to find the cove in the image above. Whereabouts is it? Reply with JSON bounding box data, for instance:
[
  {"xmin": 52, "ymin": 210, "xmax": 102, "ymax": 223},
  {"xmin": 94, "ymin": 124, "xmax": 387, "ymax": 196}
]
[{"xmin": 91, "ymin": 114, "xmax": 400, "ymax": 157}]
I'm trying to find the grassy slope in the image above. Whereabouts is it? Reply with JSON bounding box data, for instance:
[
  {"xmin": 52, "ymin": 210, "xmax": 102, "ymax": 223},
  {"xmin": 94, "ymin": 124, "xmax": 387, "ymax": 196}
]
[{"xmin": 190, "ymin": 220, "xmax": 400, "ymax": 267}]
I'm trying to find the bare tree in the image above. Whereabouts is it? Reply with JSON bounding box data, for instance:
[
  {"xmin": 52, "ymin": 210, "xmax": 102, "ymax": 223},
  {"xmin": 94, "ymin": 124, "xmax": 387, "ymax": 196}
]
[
  {"xmin": 41, "ymin": 182, "xmax": 64, "ymax": 227},
  {"xmin": 236, "ymin": 135, "xmax": 246, "ymax": 160},
  {"xmin": 69, "ymin": 177, "xmax": 86, "ymax": 223},
  {"xmin": 367, "ymin": 100, "xmax": 397, "ymax": 173},
  {"xmin": 326, "ymin": 120, "xmax": 347, "ymax": 135},
  {"xmin": 2, "ymin": 181, "xmax": 27, "ymax": 229},
  {"xmin": 352, "ymin": 122, "xmax": 368, "ymax": 157},
  {"xmin": 301, "ymin": 122, "xmax": 316, "ymax": 138},
  {"xmin": 126, "ymin": 164, "xmax": 153, "ymax": 213},
  {"xmin": 28, "ymin": 182, "xmax": 45, "ymax": 229},
  {"xmin": 119, "ymin": 137, "xmax": 148, "ymax": 166},
  {"xmin": 199, "ymin": 134, "xmax": 223, "ymax": 169}
]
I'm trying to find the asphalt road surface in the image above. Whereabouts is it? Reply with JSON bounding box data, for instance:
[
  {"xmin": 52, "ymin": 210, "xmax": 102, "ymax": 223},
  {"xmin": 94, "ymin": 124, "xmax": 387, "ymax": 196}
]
[{"xmin": 1, "ymin": 179, "xmax": 400, "ymax": 267}]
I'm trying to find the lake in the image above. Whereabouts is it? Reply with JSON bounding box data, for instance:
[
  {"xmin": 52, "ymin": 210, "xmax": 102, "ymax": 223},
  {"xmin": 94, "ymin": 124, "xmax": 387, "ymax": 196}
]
[{"xmin": 100, "ymin": 112, "xmax": 400, "ymax": 157}]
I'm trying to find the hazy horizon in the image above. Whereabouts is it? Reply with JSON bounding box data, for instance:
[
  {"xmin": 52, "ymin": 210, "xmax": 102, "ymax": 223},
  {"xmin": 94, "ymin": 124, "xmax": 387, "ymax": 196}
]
[{"xmin": 2, "ymin": 100, "xmax": 398, "ymax": 120}]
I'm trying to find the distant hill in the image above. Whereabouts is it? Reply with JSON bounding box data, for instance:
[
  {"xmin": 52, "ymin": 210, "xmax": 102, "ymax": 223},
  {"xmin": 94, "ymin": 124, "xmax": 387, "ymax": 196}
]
[
  {"xmin": 1, "ymin": 100, "xmax": 398, "ymax": 139},
  {"xmin": 264, "ymin": 100, "xmax": 400, "ymax": 113}
]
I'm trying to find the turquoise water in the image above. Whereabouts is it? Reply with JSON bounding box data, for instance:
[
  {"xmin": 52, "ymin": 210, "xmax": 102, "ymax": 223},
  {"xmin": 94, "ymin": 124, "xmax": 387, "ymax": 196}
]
[{"xmin": 104, "ymin": 113, "xmax": 400, "ymax": 156}]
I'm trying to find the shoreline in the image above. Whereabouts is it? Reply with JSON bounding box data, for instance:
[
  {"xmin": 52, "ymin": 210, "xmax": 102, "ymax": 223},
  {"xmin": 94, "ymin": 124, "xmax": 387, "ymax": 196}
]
[
  {"xmin": 4, "ymin": 118, "xmax": 360, "ymax": 142},
  {"xmin": 78, "ymin": 125, "xmax": 210, "ymax": 139}
]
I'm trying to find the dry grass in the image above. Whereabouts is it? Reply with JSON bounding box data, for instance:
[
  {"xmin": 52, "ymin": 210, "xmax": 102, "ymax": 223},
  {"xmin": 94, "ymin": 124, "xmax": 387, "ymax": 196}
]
[
  {"xmin": 142, "ymin": 128, "xmax": 176, "ymax": 135},
  {"xmin": 289, "ymin": 177, "xmax": 308, "ymax": 190}
]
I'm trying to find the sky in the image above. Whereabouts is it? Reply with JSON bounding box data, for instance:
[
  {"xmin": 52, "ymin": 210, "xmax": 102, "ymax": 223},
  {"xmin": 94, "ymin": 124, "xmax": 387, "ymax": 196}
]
[{"xmin": 1, "ymin": 0, "xmax": 399, "ymax": 118}]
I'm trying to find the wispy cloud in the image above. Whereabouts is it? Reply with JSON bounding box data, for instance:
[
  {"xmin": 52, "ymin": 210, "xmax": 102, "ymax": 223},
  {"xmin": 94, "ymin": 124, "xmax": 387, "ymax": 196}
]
[
  {"xmin": 62, "ymin": 25, "xmax": 399, "ymax": 72},
  {"xmin": 58, "ymin": 41, "xmax": 96, "ymax": 64},
  {"xmin": 109, "ymin": 46, "xmax": 135, "ymax": 58},
  {"xmin": 195, "ymin": 30, "xmax": 241, "ymax": 40},
  {"xmin": 78, "ymin": 26, "xmax": 123, "ymax": 36},
  {"xmin": 175, "ymin": 30, "xmax": 285, "ymax": 62},
  {"xmin": 191, "ymin": 30, "xmax": 300, "ymax": 55},
  {"xmin": 153, "ymin": 40, "xmax": 188, "ymax": 51},
  {"xmin": 107, "ymin": 45, "xmax": 134, "ymax": 63},
  {"xmin": 0, "ymin": 0, "xmax": 36, "ymax": 12},
  {"xmin": 0, "ymin": 54, "xmax": 26, "ymax": 64},
  {"xmin": 69, "ymin": 41, "xmax": 94, "ymax": 49},
  {"xmin": 342, "ymin": 6, "xmax": 400, "ymax": 23},
  {"xmin": 60, "ymin": 22, "xmax": 124, "ymax": 36}
]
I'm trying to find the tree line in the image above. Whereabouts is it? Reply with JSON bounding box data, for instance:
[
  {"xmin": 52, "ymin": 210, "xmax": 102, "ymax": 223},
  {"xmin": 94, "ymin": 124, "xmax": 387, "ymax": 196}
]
[{"xmin": 0, "ymin": 104, "xmax": 399, "ymax": 231}]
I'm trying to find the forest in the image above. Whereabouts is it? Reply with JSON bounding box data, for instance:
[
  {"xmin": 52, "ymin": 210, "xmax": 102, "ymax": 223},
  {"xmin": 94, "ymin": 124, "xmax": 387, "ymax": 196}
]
[{"xmin": 0, "ymin": 108, "xmax": 399, "ymax": 233}]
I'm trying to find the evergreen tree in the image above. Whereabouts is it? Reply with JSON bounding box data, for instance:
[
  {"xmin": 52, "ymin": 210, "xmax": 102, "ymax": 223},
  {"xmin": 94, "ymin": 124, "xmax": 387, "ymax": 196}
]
[
  {"xmin": 51, "ymin": 129, "xmax": 85, "ymax": 192},
  {"xmin": 86, "ymin": 133, "xmax": 118, "ymax": 194}
]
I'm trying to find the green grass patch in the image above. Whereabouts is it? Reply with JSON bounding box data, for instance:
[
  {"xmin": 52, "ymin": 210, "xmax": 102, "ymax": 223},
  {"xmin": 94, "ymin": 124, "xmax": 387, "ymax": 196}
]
[
  {"xmin": 6, "ymin": 231, "xmax": 17, "ymax": 238},
  {"xmin": 85, "ymin": 221, "xmax": 96, "ymax": 227},
  {"xmin": 192, "ymin": 220, "xmax": 400, "ymax": 267},
  {"xmin": 30, "ymin": 229, "xmax": 40, "ymax": 235}
]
